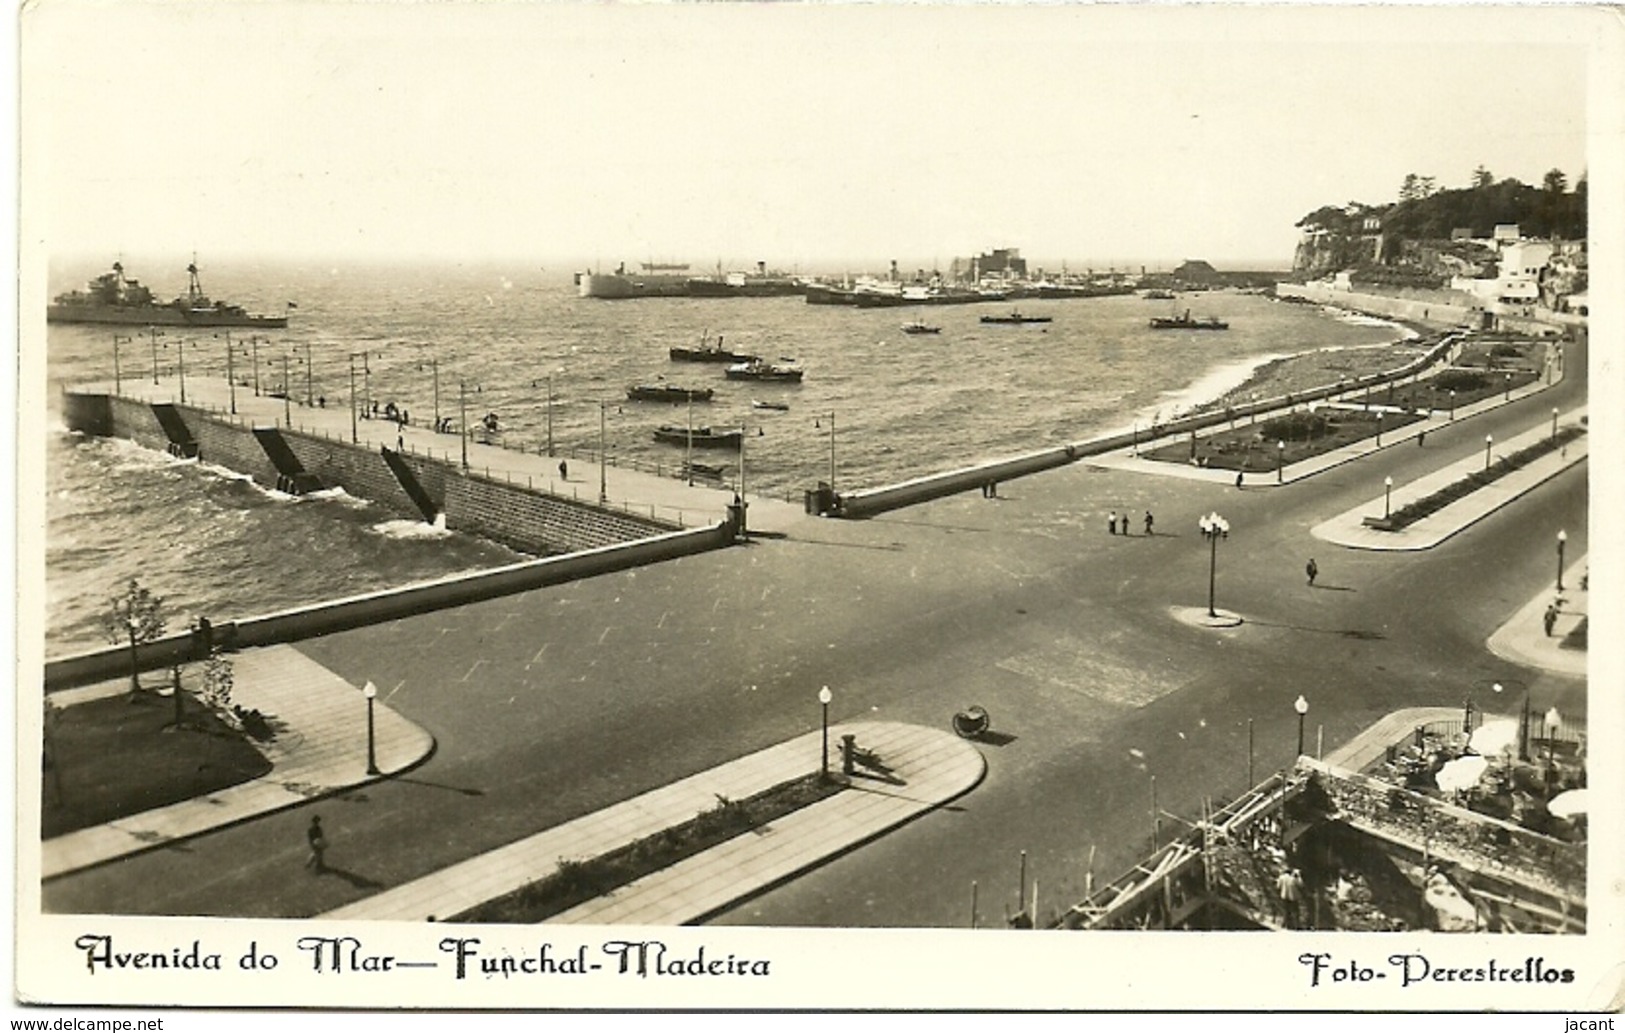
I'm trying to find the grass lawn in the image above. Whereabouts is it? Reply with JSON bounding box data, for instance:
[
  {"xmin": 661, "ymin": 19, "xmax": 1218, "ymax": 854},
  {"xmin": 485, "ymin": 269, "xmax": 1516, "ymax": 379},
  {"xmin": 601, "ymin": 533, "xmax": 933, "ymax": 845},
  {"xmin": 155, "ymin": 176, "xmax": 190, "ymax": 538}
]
[
  {"xmin": 455, "ymin": 773, "xmax": 844, "ymax": 923},
  {"xmin": 42, "ymin": 689, "xmax": 273, "ymax": 839}
]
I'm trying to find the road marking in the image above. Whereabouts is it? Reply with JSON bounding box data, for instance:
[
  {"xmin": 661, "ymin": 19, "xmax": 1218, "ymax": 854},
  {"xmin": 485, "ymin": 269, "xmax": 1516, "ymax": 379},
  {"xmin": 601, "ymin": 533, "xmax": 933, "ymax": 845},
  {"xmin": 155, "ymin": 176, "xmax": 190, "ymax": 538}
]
[
  {"xmin": 531, "ymin": 644, "xmax": 548, "ymax": 664},
  {"xmin": 385, "ymin": 680, "xmax": 406, "ymax": 702},
  {"xmin": 460, "ymin": 659, "xmax": 486, "ymax": 683},
  {"xmin": 598, "ymin": 626, "xmax": 613, "ymax": 645},
  {"xmin": 656, "ymin": 611, "xmax": 669, "ymax": 629}
]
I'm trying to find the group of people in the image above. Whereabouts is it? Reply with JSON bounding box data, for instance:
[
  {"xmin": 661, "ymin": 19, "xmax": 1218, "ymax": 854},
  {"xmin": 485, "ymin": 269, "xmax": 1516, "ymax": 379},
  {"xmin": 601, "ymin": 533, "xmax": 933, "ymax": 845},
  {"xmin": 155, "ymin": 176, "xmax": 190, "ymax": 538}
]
[{"xmin": 1106, "ymin": 510, "xmax": 1153, "ymax": 536}]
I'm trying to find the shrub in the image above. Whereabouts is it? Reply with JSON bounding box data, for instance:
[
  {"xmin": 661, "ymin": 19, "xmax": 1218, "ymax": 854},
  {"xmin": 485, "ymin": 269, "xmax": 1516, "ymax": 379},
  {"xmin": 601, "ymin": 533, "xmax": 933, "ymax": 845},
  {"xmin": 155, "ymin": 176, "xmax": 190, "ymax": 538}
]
[
  {"xmin": 1431, "ymin": 370, "xmax": 1486, "ymax": 392},
  {"xmin": 1259, "ymin": 412, "xmax": 1330, "ymax": 443}
]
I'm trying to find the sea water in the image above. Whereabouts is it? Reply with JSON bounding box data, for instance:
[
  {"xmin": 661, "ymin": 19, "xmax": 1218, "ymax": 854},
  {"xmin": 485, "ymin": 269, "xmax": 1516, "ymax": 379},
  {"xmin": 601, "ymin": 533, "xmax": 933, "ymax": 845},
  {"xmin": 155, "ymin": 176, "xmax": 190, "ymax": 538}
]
[{"xmin": 40, "ymin": 259, "xmax": 1406, "ymax": 654}]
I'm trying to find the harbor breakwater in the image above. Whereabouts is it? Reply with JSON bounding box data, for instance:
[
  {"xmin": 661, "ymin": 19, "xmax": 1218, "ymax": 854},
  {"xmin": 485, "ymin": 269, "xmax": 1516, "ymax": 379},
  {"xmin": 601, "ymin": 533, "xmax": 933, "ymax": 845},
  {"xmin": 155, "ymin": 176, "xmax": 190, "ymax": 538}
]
[{"xmin": 50, "ymin": 389, "xmax": 734, "ymax": 690}]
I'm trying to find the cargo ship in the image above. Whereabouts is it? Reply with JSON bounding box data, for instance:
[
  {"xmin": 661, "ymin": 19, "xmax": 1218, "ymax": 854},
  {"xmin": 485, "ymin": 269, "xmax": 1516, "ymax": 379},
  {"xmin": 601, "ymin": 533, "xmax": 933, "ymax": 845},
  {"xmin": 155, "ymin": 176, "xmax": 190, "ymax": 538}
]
[
  {"xmin": 685, "ymin": 262, "xmax": 806, "ymax": 298},
  {"xmin": 48, "ymin": 260, "xmax": 290, "ymax": 328},
  {"xmin": 576, "ymin": 261, "xmax": 694, "ymax": 299},
  {"xmin": 1149, "ymin": 309, "xmax": 1229, "ymax": 330}
]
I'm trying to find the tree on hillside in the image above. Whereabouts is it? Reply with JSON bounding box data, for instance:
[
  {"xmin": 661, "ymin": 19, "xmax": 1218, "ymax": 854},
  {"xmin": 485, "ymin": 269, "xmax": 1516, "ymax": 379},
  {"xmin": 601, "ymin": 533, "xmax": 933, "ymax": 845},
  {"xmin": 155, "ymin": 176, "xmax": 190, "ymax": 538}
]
[
  {"xmin": 1543, "ymin": 168, "xmax": 1569, "ymax": 195},
  {"xmin": 1472, "ymin": 165, "xmax": 1495, "ymax": 189},
  {"xmin": 101, "ymin": 578, "xmax": 168, "ymax": 699}
]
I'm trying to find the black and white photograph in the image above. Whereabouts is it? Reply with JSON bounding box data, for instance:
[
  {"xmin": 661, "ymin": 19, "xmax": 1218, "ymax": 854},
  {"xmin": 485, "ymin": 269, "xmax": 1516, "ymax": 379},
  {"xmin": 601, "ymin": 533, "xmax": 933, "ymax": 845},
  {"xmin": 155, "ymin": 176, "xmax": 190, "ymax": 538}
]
[{"xmin": 13, "ymin": 0, "xmax": 1623, "ymax": 1016}]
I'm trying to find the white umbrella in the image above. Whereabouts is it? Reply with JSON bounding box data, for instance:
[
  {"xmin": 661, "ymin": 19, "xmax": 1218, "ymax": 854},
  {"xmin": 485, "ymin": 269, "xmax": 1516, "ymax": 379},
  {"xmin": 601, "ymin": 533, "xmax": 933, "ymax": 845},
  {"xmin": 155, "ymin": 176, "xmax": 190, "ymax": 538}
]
[
  {"xmin": 1469, "ymin": 719, "xmax": 1519, "ymax": 757},
  {"xmin": 1435, "ymin": 754, "xmax": 1490, "ymax": 793},
  {"xmin": 1547, "ymin": 788, "xmax": 1588, "ymax": 818}
]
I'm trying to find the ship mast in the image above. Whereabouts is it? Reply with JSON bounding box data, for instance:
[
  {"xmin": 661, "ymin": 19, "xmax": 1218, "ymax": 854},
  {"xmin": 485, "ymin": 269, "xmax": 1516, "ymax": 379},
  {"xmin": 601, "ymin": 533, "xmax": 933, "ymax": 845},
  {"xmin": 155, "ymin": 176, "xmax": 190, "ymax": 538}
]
[{"xmin": 187, "ymin": 254, "xmax": 204, "ymax": 307}]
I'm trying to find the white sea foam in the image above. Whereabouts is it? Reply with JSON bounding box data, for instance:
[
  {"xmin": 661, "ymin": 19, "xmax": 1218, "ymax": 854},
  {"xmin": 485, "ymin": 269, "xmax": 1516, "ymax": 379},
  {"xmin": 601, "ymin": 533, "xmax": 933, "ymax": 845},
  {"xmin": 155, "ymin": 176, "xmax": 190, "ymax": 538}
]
[{"xmin": 372, "ymin": 517, "xmax": 452, "ymax": 540}]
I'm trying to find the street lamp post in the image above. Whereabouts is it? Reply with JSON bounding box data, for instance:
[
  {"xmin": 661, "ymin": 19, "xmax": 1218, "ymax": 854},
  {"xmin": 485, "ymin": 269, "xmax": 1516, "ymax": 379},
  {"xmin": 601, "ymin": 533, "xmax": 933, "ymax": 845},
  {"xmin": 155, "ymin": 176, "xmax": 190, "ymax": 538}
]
[
  {"xmin": 224, "ymin": 334, "xmax": 236, "ymax": 414},
  {"xmin": 1276, "ymin": 440, "xmax": 1285, "ymax": 483},
  {"xmin": 282, "ymin": 353, "xmax": 292, "ymax": 426},
  {"xmin": 1556, "ymin": 530, "xmax": 1567, "ymax": 590},
  {"xmin": 112, "ymin": 334, "xmax": 129, "ymax": 395},
  {"xmin": 249, "ymin": 335, "xmax": 263, "ymax": 396},
  {"xmin": 178, "ymin": 338, "xmax": 187, "ymax": 404},
  {"xmin": 349, "ymin": 355, "xmax": 359, "ymax": 444},
  {"xmin": 1199, "ymin": 512, "xmax": 1229, "ymax": 618},
  {"xmin": 304, "ymin": 342, "xmax": 314, "ymax": 408},
  {"xmin": 1375, "ymin": 411, "xmax": 1383, "ymax": 447},
  {"xmin": 1544, "ymin": 706, "xmax": 1561, "ymax": 784},
  {"xmin": 1384, "ymin": 476, "xmax": 1393, "ymax": 519},
  {"xmin": 599, "ymin": 400, "xmax": 608, "ymax": 502},
  {"xmin": 149, "ymin": 327, "xmax": 163, "ymax": 385},
  {"xmin": 818, "ymin": 685, "xmax": 833, "ymax": 780},
  {"xmin": 1552, "ymin": 408, "xmax": 1560, "ymax": 440},
  {"xmin": 1449, "ymin": 389, "xmax": 1456, "ymax": 420},
  {"xmin": 363, "ymin": 680, "xmax": 379, "ymax": 775},
  {"xmin": 461, "ymin": 381, "xmax": 470, "ymax": 471},
  {"xmin": 545, "ymin": 374, "xmax": 554, "ymax": 457},
  {"xmin": 1295, "ymin": 695, "xmax": 1309, "ymax": 758},
  {"xmin": 1484, "ymin": 434, "xmax": 1493, "ymax": 471},
  {"xmin": 1504, "ymin": 371, "xmax": 1512, "ymax": 401}
]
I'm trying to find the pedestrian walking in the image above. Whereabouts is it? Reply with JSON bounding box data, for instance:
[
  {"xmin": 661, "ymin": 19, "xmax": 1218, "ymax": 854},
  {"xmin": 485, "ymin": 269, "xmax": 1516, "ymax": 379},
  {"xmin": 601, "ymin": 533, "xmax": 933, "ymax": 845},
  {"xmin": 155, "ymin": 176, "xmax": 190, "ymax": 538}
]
[
  {"xmin": 1144, "ymin": 510, "xmax": 1154, "ymax": 536},
  {"xmin": 1108, "ymin": 511, "xmax": 1117, "ymax": 536},
  {"xmin": 396, "ymin": 432, "xmax": 404, "ymax": 452},
  {"xmin": 1306, "ymin": 558, "xmax": 1319, "ymax": 587},
  {"xmin": 305, "ymin": 815, "xmax": 327, "ymax": 873},
  {"xmin": 1235, "ymin": 471, "xmax": 1244, "ymax": 489},
  {"xmin": 1543, "ymin": 602, "xmax": 1559, "ymax": 637},
  {"xmin": 1417, "ymin": 431, "xmax": 1426, "ymax": 447},
  {"xmin": 1276, "ymin": 866, "xmax": 1302, "ymax": 929},
  {"xmin": 558, "ymin": 460, "xmax": 568, "ymax": 481}
]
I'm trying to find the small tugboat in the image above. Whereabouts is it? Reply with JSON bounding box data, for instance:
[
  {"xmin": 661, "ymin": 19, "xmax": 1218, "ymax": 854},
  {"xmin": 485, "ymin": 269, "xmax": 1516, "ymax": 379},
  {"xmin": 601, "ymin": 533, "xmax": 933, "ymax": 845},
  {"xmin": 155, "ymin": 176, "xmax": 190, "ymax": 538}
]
[
  {"xmin": 669, "ymin": 332, "xmax": 759, "ymax": 363},
  {"xmin": 980, "ymin": 310, "xmax": 1052, "ymax": 325},
  {"xmin": 725, "ymin": 359, "xmax": 804, "ymax": 383},
  {"xmin": 1149, "ymin": 309, "xmax": 1229, "ymax": 330},
  {"xmin": 900, "ymin": 320, "xmax": 942, "ymax": 335},
  {"xmin": 751, "ymin": 399, "xmax": 790, "ymax": 412},
  {"xmin": 626, "ymin": 383, "xmax": 714, "ymax": 403},
  {"xmin": 653, "ymin": 424, "xmax": 744, "ymax": 449}
]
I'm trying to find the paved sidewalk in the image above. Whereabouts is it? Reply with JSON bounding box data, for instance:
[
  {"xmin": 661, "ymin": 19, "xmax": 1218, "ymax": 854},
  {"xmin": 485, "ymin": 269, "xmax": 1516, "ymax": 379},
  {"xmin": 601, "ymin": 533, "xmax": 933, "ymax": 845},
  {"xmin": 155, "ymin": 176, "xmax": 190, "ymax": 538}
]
[
  {"xmin": 42, "ymin": 645, "xmax": 434, "ymax": 879},
  {"xmin": 1311, "ymin": 406, "xmax": 1587, "ymax": 550},
  {"xmin": 318, "ymin": 720, "xmax": 984, "ymax": 923},
  {"xmin": 1487, "ymin": 555, "xmax": 1589, "ymax": 680}
]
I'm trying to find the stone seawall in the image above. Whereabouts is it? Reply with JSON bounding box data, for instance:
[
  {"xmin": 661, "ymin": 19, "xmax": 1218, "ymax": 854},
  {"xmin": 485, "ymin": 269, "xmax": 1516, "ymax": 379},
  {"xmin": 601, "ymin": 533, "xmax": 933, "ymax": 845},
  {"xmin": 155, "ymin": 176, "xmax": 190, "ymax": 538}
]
[
  {"xmin": 63, "ymin": 390, "xmax": 678, "ymax": 557},
  {"xmin": 1276, "ymin": 281, "xmax": 1479, "ymax": 325}
]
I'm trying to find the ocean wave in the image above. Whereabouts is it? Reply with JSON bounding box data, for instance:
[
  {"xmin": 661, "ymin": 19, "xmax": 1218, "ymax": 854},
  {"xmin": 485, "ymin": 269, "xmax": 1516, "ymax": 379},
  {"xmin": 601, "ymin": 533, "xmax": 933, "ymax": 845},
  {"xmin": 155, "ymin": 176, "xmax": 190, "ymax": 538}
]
[{"xmin": 371, "ymin": 517, "xmax": 452, "ymax": 540}]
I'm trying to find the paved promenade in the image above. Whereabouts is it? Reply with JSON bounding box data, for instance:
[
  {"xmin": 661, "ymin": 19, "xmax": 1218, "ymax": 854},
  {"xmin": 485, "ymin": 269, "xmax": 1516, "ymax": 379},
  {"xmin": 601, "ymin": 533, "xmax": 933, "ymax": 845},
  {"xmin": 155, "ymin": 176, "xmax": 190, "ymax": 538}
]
[{"xmin": 78, "ymin": 375, "xmax": 808, "ymax": 537}]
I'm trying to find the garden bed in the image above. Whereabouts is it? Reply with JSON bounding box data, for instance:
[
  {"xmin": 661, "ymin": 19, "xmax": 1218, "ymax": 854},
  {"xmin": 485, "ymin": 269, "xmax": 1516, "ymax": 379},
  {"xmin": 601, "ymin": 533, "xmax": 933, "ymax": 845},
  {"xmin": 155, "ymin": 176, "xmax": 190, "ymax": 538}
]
[
  {"xmin": 452, "ymin": 773, "xmax": 845, "ymax": 923},
  {"xmin": 1368, "ymin": 426, "xmax": 1585, "ymax": 532}
]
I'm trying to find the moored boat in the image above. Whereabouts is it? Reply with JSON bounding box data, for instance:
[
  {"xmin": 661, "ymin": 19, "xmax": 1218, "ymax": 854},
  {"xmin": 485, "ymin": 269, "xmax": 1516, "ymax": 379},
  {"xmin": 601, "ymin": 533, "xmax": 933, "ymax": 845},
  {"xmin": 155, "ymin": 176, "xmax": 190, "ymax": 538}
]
[
  {"xmin": 48, "ymin": 260, "xmax": 290, "ymax": 328},
  {"xmin": 1149, "ymin": 309, "xmax": 1229, "ymax": 330},
  {"xmin": 653, "ymin": 424, "xmax": 744, "ymax": 449},
  {"xmin": 751, "ymin": 399, "xmax": 790, "ymax": 411},
  {"xmin": 980, "ymin": 310, "xmax": 1052, "ymax": 325},
  {"xmin": 626, "ymin": 384, "xmax": 714, "ymax": 403},
  {"xmin": 725, "ymin": 359, "xmax": 804, "ymax": 383},
  {"xmin": 669, "ymin": 332, "xmax": 759, "ymax": 363},
  {"xmin": 578, "ymin": 262, "xmax": 694, "ymax": 299},
  {"xmin": 901, "ymin": 320, "xmax": 941, "ymax": 335}
]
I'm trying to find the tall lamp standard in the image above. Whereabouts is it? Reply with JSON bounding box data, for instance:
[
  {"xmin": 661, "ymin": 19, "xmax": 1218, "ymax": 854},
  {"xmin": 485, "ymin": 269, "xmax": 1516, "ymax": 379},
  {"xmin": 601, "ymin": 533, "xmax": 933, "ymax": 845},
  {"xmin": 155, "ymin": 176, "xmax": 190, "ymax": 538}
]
[
  {"xmin": 348, "ymin": 353, "xmax": 360, "ymax": 443},
  {"xmin": 148, "ymin": 326, "xmax": 164, "ymax": 385},
  {"xmin": 599, "ymin": 400, "xmax": 608, "ymax": 502},
  {"xmin": 1294, "ymin": 695, "xmax": 1309, "ymax": 758},
  {"xmin": 281, "ymin": 352, "xmax": 292, "ymax": 426},
  {"xmin": 1276, "ymin": 440, "xmax": 1285, "ymax": 483},
  {"xmin": 818, "ymin": 685, "xmax": 833, "ymax": 781},
  {"xmin": 1556, "ymin": 530, "xmax": 1567, "ymax": 590},
  {"xmin": 177, "ymin": 338, "xmax": 188, "ymax": 404},
  {"xmin": 248, "ymin": 335, "xmax": 264, "ymax": 396},
  {"xmin": 1449, "ymin": 389, "xmax": 1456, "ymax": 420},
  {"xmin": 111, "ymin": 334, "xmax": 128, "ymax": 394},
  {"xmin": 1384, "ymin": 476, "xmax": 1393, "ymax": 519},
  {"xmin": 1484, "ymin": 434, "xmax": 1493, "ymax": 472},
  {"xmin": 223, "ymin": 333, "xmax": 236, "ymax": 414},
  {"xmin": 1198, "ymin": 512, "xmax": 1229, "ymax": 618},
  {"xmin": 1544, "ymin": 706, "xmax": 1562, "ymax": 784},
  {"xmin": 363, "ymin": 680, "xmax": 380, "ymax": 775},
  {"xmin": 1551, "ymin": 407, "xmax": 1560, "ymax": 441},
  {"xmin": 1375, "ymin": 411, "xmax": 1384, "ymax": 447}
]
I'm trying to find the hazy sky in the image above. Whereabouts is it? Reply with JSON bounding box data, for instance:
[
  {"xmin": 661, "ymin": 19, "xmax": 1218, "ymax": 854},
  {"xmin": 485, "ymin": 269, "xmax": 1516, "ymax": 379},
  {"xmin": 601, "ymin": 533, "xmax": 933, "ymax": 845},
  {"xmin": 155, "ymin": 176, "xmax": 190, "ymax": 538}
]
[{"xmin": 21, "ymin": 2, "xmax": 1600, "ymax": 273}]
